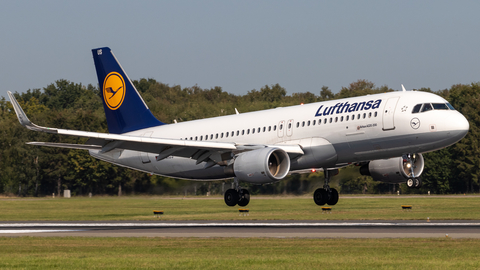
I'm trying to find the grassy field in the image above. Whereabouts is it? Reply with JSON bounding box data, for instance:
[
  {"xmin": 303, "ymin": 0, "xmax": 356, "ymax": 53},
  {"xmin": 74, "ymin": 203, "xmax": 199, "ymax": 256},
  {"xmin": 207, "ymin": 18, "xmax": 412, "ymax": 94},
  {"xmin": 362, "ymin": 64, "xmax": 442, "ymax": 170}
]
[
  {"xmin": 0, "ymin": 237, "xmax": 479, "ymax": 269},
  {"xmin": 1, "ymin": 195, "xmax": 480, "ymax": 221}
]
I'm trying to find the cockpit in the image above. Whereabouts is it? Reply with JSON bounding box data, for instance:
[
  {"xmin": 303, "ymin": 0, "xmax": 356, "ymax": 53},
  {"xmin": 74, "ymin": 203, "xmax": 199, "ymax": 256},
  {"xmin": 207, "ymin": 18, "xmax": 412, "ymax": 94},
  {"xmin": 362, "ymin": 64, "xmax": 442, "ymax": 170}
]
[{"xmin": 412, "ymin": 103, "xmax": 455, "ymax": 114}]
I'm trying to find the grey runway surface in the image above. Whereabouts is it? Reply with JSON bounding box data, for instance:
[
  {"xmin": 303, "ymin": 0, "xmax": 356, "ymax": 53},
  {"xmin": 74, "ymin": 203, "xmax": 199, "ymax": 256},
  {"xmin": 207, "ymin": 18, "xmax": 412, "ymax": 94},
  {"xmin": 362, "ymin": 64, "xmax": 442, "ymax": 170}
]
[{"xmin": 1, "ymin": 220, "xmax": 480, "ymax": 238}]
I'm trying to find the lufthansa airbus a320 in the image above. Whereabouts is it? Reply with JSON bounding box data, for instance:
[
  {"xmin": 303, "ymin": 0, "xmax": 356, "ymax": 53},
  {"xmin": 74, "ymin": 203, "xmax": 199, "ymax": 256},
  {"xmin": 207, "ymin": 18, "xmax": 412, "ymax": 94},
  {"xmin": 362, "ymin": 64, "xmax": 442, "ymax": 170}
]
[{"xmin": 8, "ymin": 47, "xmax": 469, "ymax": 207}]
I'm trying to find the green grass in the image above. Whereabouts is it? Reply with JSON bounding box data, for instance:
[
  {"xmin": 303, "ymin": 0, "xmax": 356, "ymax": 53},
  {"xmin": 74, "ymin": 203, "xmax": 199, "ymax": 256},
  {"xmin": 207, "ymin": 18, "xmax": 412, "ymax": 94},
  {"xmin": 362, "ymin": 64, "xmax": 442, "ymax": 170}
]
[
  {"xmin": 1, "ymin": 195, "xmax": 480, "ymax": 221},
  {"xmin": 0, "ymin": 237, "xmax": 479, "ymax": 269}
]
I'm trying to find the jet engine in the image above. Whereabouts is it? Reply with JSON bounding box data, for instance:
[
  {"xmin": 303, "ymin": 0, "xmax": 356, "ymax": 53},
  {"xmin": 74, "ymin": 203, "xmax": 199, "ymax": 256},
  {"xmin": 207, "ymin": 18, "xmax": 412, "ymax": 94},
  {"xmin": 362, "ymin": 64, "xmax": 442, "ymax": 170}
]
[
  {"xmin": 233, "ymin": 147, "xmax": 290, "ymax": 184},
  {"xmin": 360, "ymin": 153, "xmax": 424, "ymax": 184}
]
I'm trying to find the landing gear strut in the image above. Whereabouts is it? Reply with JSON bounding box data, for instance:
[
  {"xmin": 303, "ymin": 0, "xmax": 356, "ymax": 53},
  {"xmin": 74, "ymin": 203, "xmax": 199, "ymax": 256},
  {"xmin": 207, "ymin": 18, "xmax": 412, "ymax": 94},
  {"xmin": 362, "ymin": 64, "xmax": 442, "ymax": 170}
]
[
  {"xmin": 224, "ymin": 178, "xmax": 250, "ymax": 207},
  {"xmin": 313, "ymin": 169, "xmax": 339, "ymax": 206}
]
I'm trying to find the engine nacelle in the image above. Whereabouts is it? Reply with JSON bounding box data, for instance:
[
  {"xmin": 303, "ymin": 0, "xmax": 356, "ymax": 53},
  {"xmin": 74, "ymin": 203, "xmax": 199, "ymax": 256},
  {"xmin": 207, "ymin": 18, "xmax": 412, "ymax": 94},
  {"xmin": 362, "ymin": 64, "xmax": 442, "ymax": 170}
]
[
  {"xmin": 360, "ymin": 153, "xmax": 424, "ymax": 183},
  {"xmin": 233, "ymin": 147, "xmax": 290, "ymax": 184}
]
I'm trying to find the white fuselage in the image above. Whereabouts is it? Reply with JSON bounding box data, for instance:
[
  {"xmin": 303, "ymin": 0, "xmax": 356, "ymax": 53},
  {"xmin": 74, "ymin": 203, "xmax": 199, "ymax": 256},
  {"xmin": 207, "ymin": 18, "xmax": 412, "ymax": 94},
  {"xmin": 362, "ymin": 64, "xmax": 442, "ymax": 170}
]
[{"xmin": 90, "ymin": 90, "xmax": 469, "ymax": 181}]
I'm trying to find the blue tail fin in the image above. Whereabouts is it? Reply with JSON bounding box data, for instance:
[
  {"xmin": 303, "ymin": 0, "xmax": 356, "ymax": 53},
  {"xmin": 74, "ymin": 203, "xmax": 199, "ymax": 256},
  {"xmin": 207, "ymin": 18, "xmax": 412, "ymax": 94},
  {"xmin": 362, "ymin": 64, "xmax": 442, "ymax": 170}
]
[{"xmin": 92, "ymin": 47, "xmax": 164, "ymax": 134}]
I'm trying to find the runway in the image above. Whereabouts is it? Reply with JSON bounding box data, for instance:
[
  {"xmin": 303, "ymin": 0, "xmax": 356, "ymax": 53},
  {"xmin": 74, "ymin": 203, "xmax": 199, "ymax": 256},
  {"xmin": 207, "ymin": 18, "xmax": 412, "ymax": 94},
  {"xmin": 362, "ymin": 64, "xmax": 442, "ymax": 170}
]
[{"xmin": 1, "ymin": 220, "xmax": 480, "ymax": 238}]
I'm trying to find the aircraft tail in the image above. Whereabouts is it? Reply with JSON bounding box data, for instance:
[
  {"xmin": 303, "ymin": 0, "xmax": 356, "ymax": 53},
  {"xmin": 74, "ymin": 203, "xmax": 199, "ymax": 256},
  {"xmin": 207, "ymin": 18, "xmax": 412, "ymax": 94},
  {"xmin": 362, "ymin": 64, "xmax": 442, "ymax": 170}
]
[{"xmin": 92, "ymin": 47, "xmax": 164, "ymax": 134}]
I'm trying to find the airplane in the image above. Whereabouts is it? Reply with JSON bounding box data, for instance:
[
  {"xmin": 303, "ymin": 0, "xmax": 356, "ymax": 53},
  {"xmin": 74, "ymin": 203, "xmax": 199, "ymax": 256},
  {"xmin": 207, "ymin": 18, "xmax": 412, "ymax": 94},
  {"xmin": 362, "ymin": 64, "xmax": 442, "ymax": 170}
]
[{"xmin": 7, "ymin": 47, "xmax": 469, "ymax": 207}]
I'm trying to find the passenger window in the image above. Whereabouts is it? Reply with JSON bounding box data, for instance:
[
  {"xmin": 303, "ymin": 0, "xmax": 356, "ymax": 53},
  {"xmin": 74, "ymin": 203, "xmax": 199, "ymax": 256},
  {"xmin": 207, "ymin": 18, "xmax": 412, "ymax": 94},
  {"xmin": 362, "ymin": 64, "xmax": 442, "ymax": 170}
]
[
  {"xmin": 307, "ymin": 120, "xmax": 311, "ymax": 126},
  {"xmin": 341, "ymin": 116, "xmax": 344, "ymax": 122},
  {"xmin": 274, "ymin": 126, "xmax": 277, "ymax": 131},
  {"xmin": 242, "ymin": 130, "xmax": 245, "ymax": 135},
  {"xmin": 221, "ymin": 133, "xmax": 224, "ymax": 138},
  {"xmin": 335, "ymin": 117, "xmax": 338, "ymax": 123},
  {"xmin": 346, "ymin": 115, "xmax": 349, "ymax": 121},
  {"xmin": 329, "ymin": 118, "xmax": 332, "ymax": 123},
  {"xmin": 252, "ymin": 128, "xmax": 255, "ymax": 134},
  {"xmin": 324, "ymin": 118, "xmax": 327, "ymax": 124},
  {"xmin": 216, "ymin": 134, "xmax": 218, "ymax": 139},
  {"xmin": 237, "ymin": 131, "xmax": 240, "ymax": 136},
  {"xmin": 247, "ymin": 129, "xmax": 250, "ymax": 135},
  {"xmin": 190, "ymin": 137, "xmax": 193, "ymax": 140},
  {"xmin": 412, "ymin": 104, "xmax": 422, "ymax": 114},
  {"xmin": 369, "ymin": 112, "xmax": 372, "ymax": 118},
  {"xmin": 210, "ymin": 134, "xmax": 213, "ymax": 140},
  {"xmin": 363, "ymin": 113, "xmax": 366, "ymax": 119},
  {"xmin": 280, "ymin": 124, "xmax": 283, "ymax": 130},
  {"xmin": 268, "ymin": 126, "xmax": 272, "ymax": 132},
  {"xmin": 352, "ymin": 115, "xmax": 355, "ymax": 120},
  {"xmin": 226, "ymin": 133, "xmax": 228, "ymax": 138},
  {"xmin": 231, "ymin": 131, "xmax": 234, "ymax": 137},
  {"xmin": 296, "ymin": 122, "xmax": 299, "ymax": 128},
  {"xmin": 263, "ymin": 127, "xmax": 266, "ymax": 132},
  {"xmin": 374, "ymin": 112, "xmax": 377, "ymax": 117},
  {"xmin": 421, "ymin": 103, "xmax": 433, "ymax": 112},
  {"xmin": 258, "ymin": 127, "xmax": 261, "ymax": 133},
  {"xmin": 288, "ymin": 123, "xmax": 292, "ymax": 129},
  {"xmin": 200, "ymin": 136, "xmax": 203, "ymax": 140}
]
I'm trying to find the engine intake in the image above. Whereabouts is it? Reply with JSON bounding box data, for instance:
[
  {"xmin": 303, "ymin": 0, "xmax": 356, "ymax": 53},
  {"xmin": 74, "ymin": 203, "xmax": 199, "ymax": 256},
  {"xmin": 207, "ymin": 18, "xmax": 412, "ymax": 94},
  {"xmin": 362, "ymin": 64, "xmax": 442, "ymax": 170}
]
[
  {"xmin": 360, "ymin": 153, "xmax": 424, "ymax": 183},
  {"xmin": 233, "ymin": 147, "xmax": 290, "ymax": 184}
]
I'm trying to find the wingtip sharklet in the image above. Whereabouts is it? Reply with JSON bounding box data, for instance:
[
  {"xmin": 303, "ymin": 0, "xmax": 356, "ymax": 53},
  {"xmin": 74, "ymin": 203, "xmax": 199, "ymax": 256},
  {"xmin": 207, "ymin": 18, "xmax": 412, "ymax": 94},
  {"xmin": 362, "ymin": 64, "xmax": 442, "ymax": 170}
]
[
  {"xmin": 7, "ymin": 91, "xmax": 58, "ymax": 134},
  {"xmin": 7, "ymin": 91, "xmax": 32, "ymax": 127}
]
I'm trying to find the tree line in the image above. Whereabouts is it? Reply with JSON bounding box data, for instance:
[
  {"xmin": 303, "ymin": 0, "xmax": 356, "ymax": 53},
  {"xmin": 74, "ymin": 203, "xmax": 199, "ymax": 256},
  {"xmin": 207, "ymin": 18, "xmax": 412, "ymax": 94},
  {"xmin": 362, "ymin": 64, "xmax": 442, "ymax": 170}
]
[{"xmin": 0, "ymin": 78, "xmax": 478, "ymax": 197}]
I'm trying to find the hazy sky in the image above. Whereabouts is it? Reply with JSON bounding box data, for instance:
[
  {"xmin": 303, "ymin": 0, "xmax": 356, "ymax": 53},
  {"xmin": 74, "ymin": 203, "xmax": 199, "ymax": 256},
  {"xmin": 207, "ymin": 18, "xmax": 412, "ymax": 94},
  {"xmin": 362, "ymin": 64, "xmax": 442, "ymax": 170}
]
[{"xmin": 1, "ymin": 0, "xmax": 479, "ymax": 99}]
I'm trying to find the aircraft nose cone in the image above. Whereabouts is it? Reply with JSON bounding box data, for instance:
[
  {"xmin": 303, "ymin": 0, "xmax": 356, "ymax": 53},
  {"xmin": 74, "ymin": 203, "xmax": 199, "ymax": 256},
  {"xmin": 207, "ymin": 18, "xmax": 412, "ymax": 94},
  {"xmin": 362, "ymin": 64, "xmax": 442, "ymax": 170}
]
[{"xmin": 446, "ymin": 113, "xmax": 469, "ymax": 140}]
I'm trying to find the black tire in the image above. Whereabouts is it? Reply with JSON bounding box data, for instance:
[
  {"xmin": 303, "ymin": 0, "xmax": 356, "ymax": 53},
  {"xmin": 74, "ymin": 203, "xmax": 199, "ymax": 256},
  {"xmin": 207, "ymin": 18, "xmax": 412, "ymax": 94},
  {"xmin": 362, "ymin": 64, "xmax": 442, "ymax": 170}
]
[
  {"xmin": 327, "ymin": 188, "xmax": 339, "ymax": 205},
  {"xmin": 238, "ymin": 189, "xmax": 250, "ymax": 207},
  {"xmin": 224, "ymin": 189, "xmax": 239, "ymax": 207},
  {"xmin": 414, "ymin": 178, "xmax": 422, "ymax": 188},
  {"xmin": 406, "ymin": 178, "xmax": 414, "ymax": 188},
  {"xmin": 314, "ymin": 188, "xmax": 327, "ymax": 206}
]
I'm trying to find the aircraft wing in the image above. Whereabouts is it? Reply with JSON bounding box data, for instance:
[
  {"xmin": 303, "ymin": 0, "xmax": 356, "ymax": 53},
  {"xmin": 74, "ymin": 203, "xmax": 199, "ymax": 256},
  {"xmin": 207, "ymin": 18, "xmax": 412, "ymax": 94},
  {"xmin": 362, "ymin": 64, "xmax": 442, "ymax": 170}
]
[{"xmin": 8, "ymin": 92, "xmax": 303, "ymax": 165}]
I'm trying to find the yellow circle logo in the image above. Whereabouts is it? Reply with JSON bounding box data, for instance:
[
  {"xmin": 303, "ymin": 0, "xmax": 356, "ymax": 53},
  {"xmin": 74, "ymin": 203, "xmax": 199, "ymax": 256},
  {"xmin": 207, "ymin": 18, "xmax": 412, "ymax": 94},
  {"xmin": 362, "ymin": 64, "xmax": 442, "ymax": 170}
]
[{"xmin": 103, "ymin": 72, "xmax": 126, "ymax": 110}]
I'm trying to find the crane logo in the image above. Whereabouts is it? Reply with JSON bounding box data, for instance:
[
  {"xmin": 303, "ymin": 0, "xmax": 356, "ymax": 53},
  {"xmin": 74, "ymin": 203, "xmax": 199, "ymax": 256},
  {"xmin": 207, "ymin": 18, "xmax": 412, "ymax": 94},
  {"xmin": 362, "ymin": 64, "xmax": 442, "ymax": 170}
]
[
  {"xmin": 103, "ymin": 72, "xmax": 126, "ymax": 110},
  {"xmin": 410, "ymin": 118, "xmax": 420, "ymax": 130}
]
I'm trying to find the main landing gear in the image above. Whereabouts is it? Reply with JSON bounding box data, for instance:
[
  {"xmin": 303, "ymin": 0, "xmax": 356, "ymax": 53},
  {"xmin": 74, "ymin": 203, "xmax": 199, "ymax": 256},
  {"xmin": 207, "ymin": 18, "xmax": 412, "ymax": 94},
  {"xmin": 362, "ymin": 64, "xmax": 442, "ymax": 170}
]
[
  {"xmin": 224, "ymin": 178, "xmax": 250, "ymax": 207},
  {"xmin": 313, "ymin": 169, "xmax": 339, "ymax": 206}
]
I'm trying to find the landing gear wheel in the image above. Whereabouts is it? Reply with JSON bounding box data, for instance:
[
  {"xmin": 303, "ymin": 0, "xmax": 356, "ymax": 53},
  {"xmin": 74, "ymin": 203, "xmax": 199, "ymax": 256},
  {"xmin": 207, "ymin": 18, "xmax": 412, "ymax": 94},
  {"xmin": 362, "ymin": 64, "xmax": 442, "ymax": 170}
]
[
  {"xmin": 327, "ymin": 188, "xmax": 339, "ymax": 205},
  {"xmin": 224, "ymin": 189, "xmax": 239, "ymax": 207},
  {"xmin": 414, "ymin": 178, "xmax": 422, "ymax": 188},
  {"xmin": 406, "ymin": 178, "xmax": 414, "ymax": 188},
  {"xmin": 314, "ymin": 188, "xmax": 328, "ymax": 206},
  {"xmin": 238, "ymin": 189, "xmax": 250, "ymax": 207}
]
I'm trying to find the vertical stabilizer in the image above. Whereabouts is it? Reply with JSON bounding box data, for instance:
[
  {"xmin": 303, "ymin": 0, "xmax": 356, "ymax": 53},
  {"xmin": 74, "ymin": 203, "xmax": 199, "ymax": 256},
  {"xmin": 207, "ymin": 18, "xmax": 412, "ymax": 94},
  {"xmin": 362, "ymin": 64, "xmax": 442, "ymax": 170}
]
[{"xmin": 92, "ymin": 47, "xmax": 164, "ymax": 134}]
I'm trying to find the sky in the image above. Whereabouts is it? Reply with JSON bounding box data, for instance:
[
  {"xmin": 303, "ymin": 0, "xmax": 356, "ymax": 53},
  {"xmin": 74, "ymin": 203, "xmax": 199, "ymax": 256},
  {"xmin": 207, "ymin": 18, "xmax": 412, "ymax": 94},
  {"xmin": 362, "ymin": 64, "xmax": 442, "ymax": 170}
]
[{"xmin": 1, "ymin": 0, "xmax": 479, "ymax": 99}]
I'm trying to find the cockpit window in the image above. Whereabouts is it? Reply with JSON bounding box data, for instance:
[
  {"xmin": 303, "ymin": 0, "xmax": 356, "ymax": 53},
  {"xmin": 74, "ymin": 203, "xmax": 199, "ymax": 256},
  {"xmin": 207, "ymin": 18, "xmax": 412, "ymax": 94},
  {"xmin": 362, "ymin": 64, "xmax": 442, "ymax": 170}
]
[
  {"xmin": 412, "ymin": 104, "xmax": 422, "ymax": 114},
  {"xmin": 413, "ymin": 102, "xmax": 453, "ymax": 114},
  {"xmin": 432, "ymin": 103, "xmax": 449, "ymax": 110},
  {"xmin": 421, "ymin": 103, "xmax": 433, "ymax": 112}
]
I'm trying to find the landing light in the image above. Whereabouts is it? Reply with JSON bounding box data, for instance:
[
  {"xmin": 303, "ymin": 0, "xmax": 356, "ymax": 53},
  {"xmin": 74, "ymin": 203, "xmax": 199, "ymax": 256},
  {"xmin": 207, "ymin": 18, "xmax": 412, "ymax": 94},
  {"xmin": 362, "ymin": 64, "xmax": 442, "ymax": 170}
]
[{"xmin": 311, "ymin": 169, "xmax": 316, "ymax": 173}]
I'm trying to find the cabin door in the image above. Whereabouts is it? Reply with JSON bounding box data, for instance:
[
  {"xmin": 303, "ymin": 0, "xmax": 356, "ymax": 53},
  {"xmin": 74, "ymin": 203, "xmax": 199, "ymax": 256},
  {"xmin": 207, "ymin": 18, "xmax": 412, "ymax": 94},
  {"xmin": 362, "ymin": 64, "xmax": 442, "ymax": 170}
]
[{"xmin": 382, "ymin": 97, "xmax": 399, "ymax": 131}]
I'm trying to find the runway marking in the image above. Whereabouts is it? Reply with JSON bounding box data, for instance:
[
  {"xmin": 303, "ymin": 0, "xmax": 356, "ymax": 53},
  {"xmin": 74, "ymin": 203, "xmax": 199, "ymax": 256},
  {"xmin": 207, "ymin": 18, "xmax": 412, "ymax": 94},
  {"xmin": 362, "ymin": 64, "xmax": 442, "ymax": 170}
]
[
  {"xmin": 0, "ymin": 230, "xmax": 83, "ymax": 234},
  {"xmin": 1, "ymin": 222, "xmax": 480, "ymax": 228}
]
